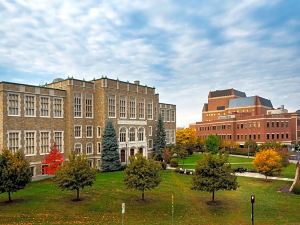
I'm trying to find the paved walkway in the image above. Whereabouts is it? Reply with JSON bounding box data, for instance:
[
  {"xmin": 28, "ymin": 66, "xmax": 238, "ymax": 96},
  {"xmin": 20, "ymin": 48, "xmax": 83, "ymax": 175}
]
[{"xmin": 179, "ymin": 162, "xmax": 252, "ymax": 165}]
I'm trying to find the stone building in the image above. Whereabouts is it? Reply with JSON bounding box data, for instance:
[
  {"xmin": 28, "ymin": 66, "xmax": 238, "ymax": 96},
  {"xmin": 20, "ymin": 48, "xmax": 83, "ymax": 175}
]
[
  {"xmin": 0, "ymin": 77, "xmax": 176, "ymax": 176},
  {"xmin": 190, "ymin": 88, "xmax": 300, "ymax": 146}
]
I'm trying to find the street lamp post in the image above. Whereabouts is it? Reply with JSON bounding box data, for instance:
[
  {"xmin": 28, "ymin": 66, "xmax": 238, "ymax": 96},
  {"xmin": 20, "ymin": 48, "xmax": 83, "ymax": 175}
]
[
  {"xmin": 125, "ymin": 142, "xmax": 128, "ymax": 164},
  {"xmin": 251, "ymin": 194, "xmax": 255, "ymax": 225}
]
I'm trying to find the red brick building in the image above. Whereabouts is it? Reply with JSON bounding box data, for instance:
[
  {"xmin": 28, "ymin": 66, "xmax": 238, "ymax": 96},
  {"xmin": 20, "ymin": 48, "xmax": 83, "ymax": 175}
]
[{"xmin": 190, "ymin": 89, "xmax": 300, "ymax": 146}]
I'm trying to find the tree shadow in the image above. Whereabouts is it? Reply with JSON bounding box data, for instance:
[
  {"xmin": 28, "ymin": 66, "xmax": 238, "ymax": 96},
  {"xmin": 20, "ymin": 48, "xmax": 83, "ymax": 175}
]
[{"xmin": 0, "ymin": 198, "xmax": 25, "ymax": 206}]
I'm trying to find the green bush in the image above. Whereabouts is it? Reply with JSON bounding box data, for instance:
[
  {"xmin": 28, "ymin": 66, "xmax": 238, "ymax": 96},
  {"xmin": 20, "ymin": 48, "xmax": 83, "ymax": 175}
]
[
  {"xmin": 292, "ymin": 182, "xmax": 300, "ymax": 195},
  {"xmin": 170, "ymin": 158, "xmax": 178, "ymax": 168}
]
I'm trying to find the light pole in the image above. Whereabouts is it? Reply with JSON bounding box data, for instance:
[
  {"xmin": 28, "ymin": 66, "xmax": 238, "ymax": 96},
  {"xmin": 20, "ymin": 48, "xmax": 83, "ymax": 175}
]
[
  {"xmin": 125, "ymin": 142, "xmax": 128, "ymax": 164},
  {"xmin": 251, "ymin": 194, "xmax": 255, "ymax": 225}
]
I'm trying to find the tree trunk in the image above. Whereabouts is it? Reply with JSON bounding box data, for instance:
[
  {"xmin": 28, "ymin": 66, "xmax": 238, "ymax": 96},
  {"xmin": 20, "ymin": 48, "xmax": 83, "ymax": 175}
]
[
  {"xmin": 265, "ymin": 174, "xmax": 268, "ymax": 181},
  {"xmin": 8, "ymin": 192, "xmax": 12, "ymax": 202},
  {"xmin": 76, "ymin": 188, "xmax": 80, "ymax": 201},
  {"xmin": 289, "ymin": 161, "xmax": 300, "ymax": 192},
  {"xmin": 212, "ymin": 190, "xmax": 215, "ymax": 202},
  {"xmin": 141, "ymin": 190, "xmax": 145, "ymax": 201}
]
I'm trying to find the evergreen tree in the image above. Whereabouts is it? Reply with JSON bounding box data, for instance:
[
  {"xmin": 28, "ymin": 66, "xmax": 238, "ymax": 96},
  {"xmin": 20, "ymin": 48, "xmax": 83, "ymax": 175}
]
[
  {"xmin": 154, "ymin": 114, "xmax": 166, "ymax": 160},
  {"xmin": 0, "ymin": 150, "xmax": 32, "ymax": 202},
  {"xmin": 205, "ymin": 135, "xmax": 221, "ymax": 154},
  {"xmin": 101, "ymin": 120, "xmax": 121, "ymax": 171},
  {"xmin": 55, "ymin": 153, "xmax": 96, "ymax": 201},
  {"xmin": 124, "ymin": 154, "xmax": 161, "ymax": 200},
  {"xmin": 192, "ymin": 153, "xmax": 238, "ymax": 202}
]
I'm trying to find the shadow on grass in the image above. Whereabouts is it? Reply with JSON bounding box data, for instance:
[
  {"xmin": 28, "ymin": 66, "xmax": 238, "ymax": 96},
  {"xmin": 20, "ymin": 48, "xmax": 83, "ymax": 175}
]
[{"xmin": 0, "ymin": 198, "xmax": 25, "ymax": 206}]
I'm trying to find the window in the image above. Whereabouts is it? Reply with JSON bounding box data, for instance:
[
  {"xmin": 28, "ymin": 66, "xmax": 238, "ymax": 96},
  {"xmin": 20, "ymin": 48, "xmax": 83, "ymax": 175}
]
[
  {"xmin": 54, "ymin": 131, "xmax": 63, "ymax": 152},
  {"xmin": 74, "ymin": 126, "xmax": 82, "ymax": 138},
  {"xmin": 74, "ymin": 93, "xmax": 82, "ymax": 117},
  {"xmin": 108, "ymin": 95, "xmax": 116, "ymax": 118},
  {"xmin": 97, "ymin": 142, "xmax": 101, "ymax": 154},
  {"xmin": 121, "ymin": 149, "xmax": 126, "ymax": 162},
  {"xmin": 285, "ymin": 121, "xmax": 289, "ymax": 128},
  {"xmin": 147, "ymin": 102, "xmax": 153, "ymax": 120},
  {"xmin": 86, "ymin": 125, "xmax": 93, "ymax": 138},
  {"xmin": 40, "ymin": 97, "xmax": 50, "ymax": 117},
  {"xmin": 8, "ymin": 93, "xmax": 20, "ymax": 116},
  {"xmin": 25, "ymin": 131, "xmax": 36, "ymax": 155},
  {"xmin": 30, "ymin": 166, "xmax": 36, "ymax": 177},
  {"xmin": 267, "ymin": 122, "xmax": 270, "ymax": 128},
  {"xmin": 161, "ymin": 109, "xmax": 165, "ymax": 121},
  {"xmin": 272, "ymin": 134, "xmax": 275, "ymax": 139},
  {"xmin": 267, "ymin": 134, "xmax": 270, "ymax": 140},
  {"xmin": 88, "ymin": 160, "xmax": 93, "ymax": 167},
  {"xmin": 138, "ymin": 99, "xmax": 145, "ymax": 119},
  {"xmin": 271, "ymin": 122, "xmax": 274, "ymax": 128},
  {"xmin": 8, "ymin": 131, "xmax": 20, "ymax": 153},
  {"xmin": 138, "ymin": 127, "xmax": 144, "ymax": 141},
  {"xmin": 129, "ymin": 127, "xmax": 135, "ymax": 142},
  {"xmin": 258, "ymin": 134, "xmax": 261, "ymax": 139},
  {"xmin": 85, "ymin": 94, "xmax": 93, "ymax": 118},
  {"xmin": 86, "ymin": 143, "xmax": 93, "ymax": 155},
  {"xmin": 149, "ymin": 126, "xmax": 152, "ymax": 136},
  {"xmin": 277, "ymin": 133, "xmax": 279, "ymax": 139},
  {"xmin": 148, "ymin": 139, "xmax": 153, "ymax": 149},
  {"xmin": 119, "ymin": 127, "xmax": 127, "ymax": 142},
  {"xmin": 166, "ymin": 110, "xmax": 170, "ymax": 122},
  {"xmin": 171, "ymin": 110, "xmax": 175, "ymax": 122},
  {"xmin": 74, "ymin": 143, "xmax": 82, "ymax": 154},
  {"xmin": 130, "ymin": 148, "xmax": 135, "ymax": 156},
  {"xmin": 170, "ymin": 130, "xmax": 175, "ymax": 143},
  {"xmin": 281, "ymin": 133, "xmax": 284, "ymax": 139},
  {"xmin": 286, "ymin": 133, "xmax": 289, "ymax": 139},
  {"xmin": 40, "ymin": 131, "xmax": 50, "ymax": 154},
  {"xmin": 120, "ymin": 97, "xmax": 126, "ymax": 118},
  {"xmin": 276, "ymin": 121, "xmax": 279, "ymax": 127},
  {"xmin": 97, "ymin": 126, "xmax": 101, "ymax": 138},
  {"xmin": 25, "ymin": 95, "xmax": 36, "ymax": 117},
  {"xmin": 129, "ymin": 97, "xmax": 136, "ymax": 119},
  {"xmin": 53, "ymin": 98, "xmax": 63, "ymax": 118}
]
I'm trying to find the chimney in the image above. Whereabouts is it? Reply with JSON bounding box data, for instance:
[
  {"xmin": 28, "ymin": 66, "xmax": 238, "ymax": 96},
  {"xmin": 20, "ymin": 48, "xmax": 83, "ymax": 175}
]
[{"xmin": 134, "ymin": 80, "xmax": 140, "ymax": 85}]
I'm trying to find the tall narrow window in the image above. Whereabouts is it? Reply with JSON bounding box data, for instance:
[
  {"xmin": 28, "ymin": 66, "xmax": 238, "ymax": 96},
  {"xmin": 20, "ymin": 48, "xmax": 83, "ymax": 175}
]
[
  {"xmin": 160, "ymin": 109, "xmax": 165, "ymax": 121},
  {"xmin": 97, "ymin": 142, "xmax": 101, "ymax": 154},
  {"xmin": 119, "ymin": 97, "xmax": 126, "ymax": 118},
  {"xmin": 74, "ymin": 93, "xmax": 82, "ymax": 117},
  {"xmin": 138, "ymin": 99, "xmax": 145, "ymax": 119},
  {"xmin": 138, "ymin": 127, "xmax": 144, "ymax": 141},
  {"xmin": 54, "ymin": 131, "xmax": 63, "ymax": 152},
  {"xmin": 86, "ymin": 143, "xmax": 93, "ymax": 155},
  {"xmin": 25, "ymin": 131, "xmax": 36, "ymax": 155},
  {"xmin": 8, "ymin": 93, "xmax": 20, "ymax": 116},
  {"xmin": 129, "ymin": 127, "xmax": 136, "ymax": 142},
  {"xmin": 148, "ymin": 139, "xmax": 153, "ymax": 149},
  {"xmin": 171, "ymin": 110, "xmax": 175, "ymax": 122},
  {"xmin": 8, "ymin": 131, "xmax": 20, "ymax": 153},
  {"xmin": 108, "ymin": 95, "xmax": 116, "ymax": 118},
  {"xmin": 119, "ymin": 127, "xmax": 127, "ymax": 142},
  {"xmin": 40, "ymin": 97, "xmax": 50, "ymax": 117},
  {"xmin": 53, "ymin": 98, "xmax": 63, "ymax": 118},
  {"xmin": 85, "ymin": 94, "xmax": 93, "ymax": 118},
  {"xmin": 25, "ymin": 95, "xmax": 36, "ymax": 117},
  {"xmin": 40, "ymin": 131, "xmax": 50, "ymax": 154},
  {"xmin": 147, "ymin": 102, "xmax": 153, "ymax": 120},
  {"xmin": 129, "ymin": 97, "xmax": 136, "ymax": 119},
  {"xmin": 86, "ymin": 125, "xmax": 93, "ymax": 138},
  {"xmin": 97, "ymin": 126, "xmax": 101, "ymax": 138},
  {"xmin": 149, "ymin": 126, "xmax": 152, "ymax": 136},
  {"xmin": 166, "ymin": 109, "xmax": 170, "ymax": 122}
]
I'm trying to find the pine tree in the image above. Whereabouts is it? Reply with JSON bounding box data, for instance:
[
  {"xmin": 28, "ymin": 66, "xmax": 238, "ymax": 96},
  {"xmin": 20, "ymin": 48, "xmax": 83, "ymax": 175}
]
[
  {"xmin": 0, "ymin": 150, "xmax": 32, "ymax": 202},
  {"xmin": 192, "ymin": 153, "xmax": 238, "ymax": 202},
  {"xmin": 101, "ymin": 120, "xmax": 121, "ymax": 171},
  {"xmin": 154, "ymin": 114, "xmax": 166, "ymax": 160},
  {"xmin": 124, "ymin": 154, "xmax": 161, "ymax": 200},
  {"xmin": 205, "ymin": 135, "xmax": 221, "ymax": 154},
  {"xmin": 55, "ymin": 153, "xmax": 96, "ymax": 201}
]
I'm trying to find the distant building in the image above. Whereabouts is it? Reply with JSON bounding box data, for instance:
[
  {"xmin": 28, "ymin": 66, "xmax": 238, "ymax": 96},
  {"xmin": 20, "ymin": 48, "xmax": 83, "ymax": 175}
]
[
  {"xmin": 0, "ymin": 77, "xmax": 176, "ymax": 176},
  {"xmin": 190, "ymin": 88, "xmax": 300, "ymax": 146}
]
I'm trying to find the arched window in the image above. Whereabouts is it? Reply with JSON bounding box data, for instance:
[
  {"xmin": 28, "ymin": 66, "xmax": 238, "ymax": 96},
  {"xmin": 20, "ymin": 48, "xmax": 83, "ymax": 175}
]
[
  {"xmin": 74, "ymin": 143, "xmax": 82, "ymax": 154},
  {"xmin": 138, "ymin": 127, "xmax": 144, "ymax": 141},
  {"xmin": 130, "ymin": 148, "xmax": 135, "ymax": 156},
  {"xmin": 129, "ymin": 127, "xmax": 136, "ymax": 142},
  {"xmin": 139, "ymin": 147, "xmax": 143, "ymax": 154},
  {"xmin": 119, "ymin": 127, "xmax": 126, "ymax": 142},
  {"xmin": 121, "ymin": 149, "xmax": 126, "ymax": 162}
]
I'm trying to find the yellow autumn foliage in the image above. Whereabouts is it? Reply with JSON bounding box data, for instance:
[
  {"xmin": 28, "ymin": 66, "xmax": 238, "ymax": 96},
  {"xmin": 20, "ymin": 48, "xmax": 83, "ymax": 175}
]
[
  {"xmin": 253, "ymin": 149, "xmax": 282, "ymax": 180},
  {"xmin": 176, "ymin": 128, "xmax": 197, "ymax": 147}
]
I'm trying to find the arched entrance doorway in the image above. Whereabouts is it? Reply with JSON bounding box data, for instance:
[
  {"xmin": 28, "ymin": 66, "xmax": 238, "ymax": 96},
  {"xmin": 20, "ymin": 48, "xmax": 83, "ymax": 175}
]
[
  {"xmin": 138, "ymin": 147, "xmax": 143, "ymax": 155},
  {"xmin": 130, "ymin": 148, "xmax": 135, "ymax": 156},
  {"xmin": 120, "ymin": 149, "xmax": 126, "ymax": 163}
]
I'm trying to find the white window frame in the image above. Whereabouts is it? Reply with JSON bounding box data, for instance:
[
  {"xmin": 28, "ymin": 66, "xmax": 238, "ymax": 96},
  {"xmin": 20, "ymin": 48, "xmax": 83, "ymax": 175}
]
[
  {"xmin": 97, "ymin": 142, "xmax": 101, "ymax": 154},
  {"xmin": 147, "ymin": 101, "xmax": 153, "ymax": 120},
  {"xmin": 129, "ymin": 127, "xmax": 136, "ymax": 142},
  {"xmin": 119, "ymin": 127, "xmax": 127, "ymax": 143},
  {"xmin": 53, "ymin": 97, "xmax": 64, "ymax": 118},
  {"xmin": 86, "ymin": 125, "xmax": 93, "ymax": 138},
  {"xmin": 138, "ymin": 127, "xmax": 145, "ymax": 141},
  {"xmin": 86, "ymin": 143, "xmax": 93, "ymax": 155},
  {"xmin": 74, "ymin": 143, "xmax": 82, "ymax": 154},
  {"xmin": 138, "ymin": 99, "xmax": 145, "ymax": 119},
  {"xmin": 148, "ymin": 139, "xmax": 153, "ymax": 149},
  {"xmin": 85, "ymin": 93, "xmax": 93, "ymax": 118},
  {"xmin": 108, "ymin": 95, "xmax": 116, "ymax": 118},
  {"xmin": 149, "ymin": 126, "xmax": 152, "ymax": 136},
  {"xmin": 40, "ymin": 96, "xmax": 50, "ymax": 118},
  {"xmin": 24, "ymin": 95, "xmax": 36, "ymax": 117},
  {"xmin": 54, "ymin": 131, "xmax": 64, "ymax": 153},
  {"xmin": 97, "ymin": 126, "xmax": 101, "ymax": 138},
  {"xmin": 7, "ymin": 131, "xmax": 21, "ymax": 153},
  {"xmin": 39, "ymin": 131, "xmax": 51, "ymax": 155},
  {"xmin": 129, "ymin": 97, "xmax": 136, "ymax": 119},
  {"xmin": 74, "ymin": 125, "xmax": 82, "ymax": 139},
  {"xmin": 119, "ymin": 96, "xmax": 127, "ymax": 119},
  {"xmin": 7, "ymin": 93, "xmax": 20, "ymax": 116},
  {"xmin": 24, "ymin": 130, "xmax": 36, "ymax": 156},
  {"xmin": 74, "ymin": 93, "xmax": 82, "ymax": 118}
]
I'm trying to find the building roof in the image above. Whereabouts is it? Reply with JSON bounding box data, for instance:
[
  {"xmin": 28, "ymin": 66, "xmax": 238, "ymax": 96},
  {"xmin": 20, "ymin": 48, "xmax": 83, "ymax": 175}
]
[
  {"xmin": 209, "ymin": 88, "xmax": 246, "ymax": 98},
  {"xmin": 228, "ymin": 96, "xmax": 273, "ymax": 108},
  {"xmin": 202, "ymin": 103, "xmax": 208, "ymax": 112},
  {"xmin": 296, "ymin": 110, "xmax": 300, "ymax": 115}
]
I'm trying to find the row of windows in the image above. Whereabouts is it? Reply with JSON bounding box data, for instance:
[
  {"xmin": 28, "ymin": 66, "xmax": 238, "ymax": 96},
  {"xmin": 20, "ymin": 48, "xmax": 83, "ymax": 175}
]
[
  {"xmin": 198, "ymin": 133, "xmax": 289, "ymax": 141},
  {"xmin": 119, "ymin": 127, "xmax": 149, "ymax": 142},
  {"xmin": 74, "ymin": 142, "xmax": 101, "ymax": 155},
  {"xmin": 206, "ymin": 108, "xmax": 255, "ymax": 117},
  {"xmin": 108, "ymin": 96, "xmax": 155, "ymax": 120},
  {"xmin": 165, "ymin": 129, "xmax": 176, "ymax": 144},
  {"xmin": 74, "ymin": 126, "xmax": 102, "ymax": 139},
  {"xmin": 8, "ymin": 93, "xmax": 63, "ymax": 118},
  {"xmin": 266, "ymin": 121, "xmax": 289, "ymax": 128},
  {"xmin": 7, "ymin": 131, "xmax": 64, "ymax": 155},
  {"xmin": 160, "ymin": 109, "xmax": 176, "ymax": 122},
  {"xmin": 266, "ymin": 133, "xmax": 289, "ymax": 140},
  {"xmin": 74, "ymin": 93, "xmax": 93, "ymax": 118}
]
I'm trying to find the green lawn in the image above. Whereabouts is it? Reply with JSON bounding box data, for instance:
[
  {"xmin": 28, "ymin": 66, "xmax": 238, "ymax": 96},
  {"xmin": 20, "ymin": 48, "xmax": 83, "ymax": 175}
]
[
  {"xmin": 0, "ymin": 171, "xmax": 299, "ymax": 225},
  {"xmin": 179, "ymin": 153, "xmax": 296, "ymax": 179}
]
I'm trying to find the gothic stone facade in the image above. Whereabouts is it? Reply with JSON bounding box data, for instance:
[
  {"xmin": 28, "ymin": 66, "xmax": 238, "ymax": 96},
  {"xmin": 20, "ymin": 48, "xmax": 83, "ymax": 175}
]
[{"xmin": 0, "ymin": 78, "xmax": 176, "ymax": 176}]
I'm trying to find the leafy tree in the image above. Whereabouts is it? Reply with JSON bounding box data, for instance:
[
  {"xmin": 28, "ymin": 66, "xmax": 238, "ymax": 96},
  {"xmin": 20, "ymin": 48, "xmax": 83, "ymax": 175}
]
[
  {"xmin": 162, "ymin": 148, "xmax": 172, "ymax": 164},
  {"xmin": 205, "ymin": 135, "xmax": 221, "ymax": 154},
  {"xmin": 154, "ymin": 114, "xmax": 166, "ymax": 160},
  {"xmin": 192, "ymin": 153, "xmax": 238, "ymax": 202},
  {"xmin": 176, "ymin": 128, "xmax": 197, "ymax": 154},
  {"xmin": 55, "ymin": 153, "xmax": 96, "ymax": 201},
  {"xmin": 42, "ymin": 144, "xmax": 64, "ymax": 175},
  {"xmin": 101, "ymin": 120, "xmax": 121, "ymax": 171},
  {"xmin": 0, "ymin": 150, "xmax": 32, "ymax": 202},
  {"xmin": 253, "ymin": 149, "xmax": 282, "ymax": 180},
  {"xmin": 259, "ymin": 142, "xmax": 282, "ymax": 151},
  {"xmin": 124, "ymin": 154, "xmax": 161, "ymax": 200},
  {"xmin": 178, "ymin": 149, "xmax": 188, "ymax": 168}
]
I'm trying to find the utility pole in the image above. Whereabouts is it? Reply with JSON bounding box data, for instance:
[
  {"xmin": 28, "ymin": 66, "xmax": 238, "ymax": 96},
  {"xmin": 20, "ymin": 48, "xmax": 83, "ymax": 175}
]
[{"xmin": 251, "ymin": 195, "xmax": 255, "ymax": 225}]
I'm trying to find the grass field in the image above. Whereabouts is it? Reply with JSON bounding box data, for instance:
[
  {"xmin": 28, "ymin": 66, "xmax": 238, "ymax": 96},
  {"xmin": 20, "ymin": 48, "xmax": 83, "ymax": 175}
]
[
  {"xmin": 179, "ymin": 153, "xmax": 296, "ymax": 179},
  {"xmin": 0, "ymin": 171, "xmax": 299, "ymax": 225}
]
